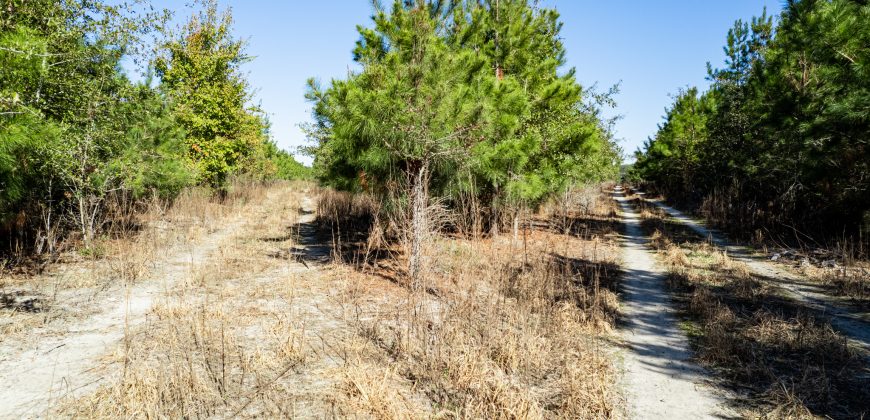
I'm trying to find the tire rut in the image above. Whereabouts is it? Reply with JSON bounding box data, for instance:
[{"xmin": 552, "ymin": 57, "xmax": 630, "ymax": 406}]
[
  {"xmin": 640, "ymin": 192, "xmax": 870, "ymax": 365},
  {"xmin": 615, "ymin": 186, "xmax": 734, "ymax": 419}
]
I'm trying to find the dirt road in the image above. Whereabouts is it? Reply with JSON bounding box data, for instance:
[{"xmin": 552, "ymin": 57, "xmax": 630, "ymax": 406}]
[
  {"xmin": 642, "ymin": 194, "xmax": 870, "ymax": 362},
  {"xmin": 0, "ymin": 216, "xmax": 248, "ymax": 417},
  {"xmin": 614, "ymin": 186, "xmax": 733, "ymax": 418}
]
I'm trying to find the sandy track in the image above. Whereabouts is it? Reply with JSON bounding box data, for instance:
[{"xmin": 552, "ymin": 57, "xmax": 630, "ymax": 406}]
[
  {"xmin": 643, "ymin": 194, "xmax": 870, "ymax": 361},
  {"xmin": 615, "ymin": 186, "xmax": 733, "ymax": 419},
  {"xmin": 0, "ymin": 217, "xmax": 247, "ymax": 417}
]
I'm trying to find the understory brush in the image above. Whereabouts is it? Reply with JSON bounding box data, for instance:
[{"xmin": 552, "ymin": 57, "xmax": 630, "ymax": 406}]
[{"xmin": 320, "ymin": 187, "xmax": 625, "ymax": 418}]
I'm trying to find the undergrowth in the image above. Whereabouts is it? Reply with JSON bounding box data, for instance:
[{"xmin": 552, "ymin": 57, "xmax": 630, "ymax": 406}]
[{"xmin": 633, "ymin": 198, "xmax": 869, "ymax": 418}]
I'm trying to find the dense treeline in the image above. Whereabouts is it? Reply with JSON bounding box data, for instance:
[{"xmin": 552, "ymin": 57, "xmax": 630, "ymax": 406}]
[
  {"xmin": 305, "ymin": 0, "xmax": 620, "ymax": 277},
  {"xmin": 632, "ymin": 0, "xmax": 869, "ymax": 249},
  {"xmin": 0, "ymin": 0, "xmax": 307, "ymax": 256}
]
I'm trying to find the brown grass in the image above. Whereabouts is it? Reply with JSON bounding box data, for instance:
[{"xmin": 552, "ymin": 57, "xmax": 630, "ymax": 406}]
[
  {"xmin": 636, "ymin": 206, "xmax": 868, "ymax": 418},
  {"xmin": 794, "ymin": 261, "xmax": 870, "ymax": 306},
  {"xmin": 60, "ymin": 181, "xmax": 315, "ymax": 418},
  {"xmin": 318, "ymin": 186, "xmax": 624, "ymax": 418},
  {"xmin": 0, "ymin": 179, "xmax": 275, "ymax": 344},
  {"xmin": 2, "ymin": 183, "xmax": 627, "ymax": 418}
]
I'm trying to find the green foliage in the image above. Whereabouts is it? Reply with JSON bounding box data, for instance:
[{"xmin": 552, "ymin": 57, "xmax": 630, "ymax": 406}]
[
  {"xmin": 632, "ymin": 87, "xmax": 714, "ymax": 196},
  {"xmin": 306, "ymin": 0, "xmax": 620, "ymax": 216},
  {"xmin": 0, "ymin": 113, "xmax": 61, "ymax": 223},
  {"xmin": 308, "ymin": 1, "xmax": 489, "ymax": 197},
  {"xmin": 633, "ymin": 0, "xmax": 870, "ymax": 239},
  {"xmin": 155, "ymin": 0, "xmax": 273, "ymax": 189},
  {"xmin": 271, "ymin": 148, "xmax": 311, "ymax": 181},
  {"xmin": 0, "ymin": 0, "xmax": 195, "ymax": 249},
  {"xmin": 111, "ymin": 84, "xmax": 195, "ymax": 199}
]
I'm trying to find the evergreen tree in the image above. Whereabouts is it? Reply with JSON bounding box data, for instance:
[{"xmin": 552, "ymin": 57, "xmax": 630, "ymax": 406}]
[
  {"xmin": 0, "ymin": 0, "xmax": 200, "ymax": 251},
  {"xmin": 306, "ymin": 0, "xmax": 620, "ymax": 282},
  {"xmin": 633, "ymin": 0, "xmax": 870, "ymax": 245},
  {"xmin": 307, "ymin": 0, "xmax": 488, "ymax": 286}
]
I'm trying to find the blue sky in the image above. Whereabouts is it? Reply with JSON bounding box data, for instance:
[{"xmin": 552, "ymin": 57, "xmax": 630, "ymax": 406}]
[{"xmin": 144, "ymin": 1, "xmax": 783, "ymax": 164}]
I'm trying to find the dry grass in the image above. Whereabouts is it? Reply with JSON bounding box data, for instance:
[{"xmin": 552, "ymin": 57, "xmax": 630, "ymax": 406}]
[
  {"xmin": 2, "ymin": 183, "xmax": 626, "ymax": 418},
  {"xmin": 0, "ymin": 179, "xmax": 275, "ymax": 344},
  {"xmin": 60, "ymin": 181, "xmax": 318, "ymax": 418},
  {"xmin": 318, "ymin": 186, "xmax": 625, "ymax": 418},
  {"xmin": 635, "ymin": 205, "xmax": 868, "ymax": 418},
  {"xmin": 792, "ymin": 260, "xmax": 870, "ymax": 306},
  {"xmin": 824, "ymin": 267, "xmax": 870, "ymax": 304}
]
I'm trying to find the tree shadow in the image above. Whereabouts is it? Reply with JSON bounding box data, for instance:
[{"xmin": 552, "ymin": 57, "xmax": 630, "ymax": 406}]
[
  {"xmin": 499, "ymin": 253, "xmax": 622, "ymax": 326},
  {"xmin": 548, "ymin": 253, "xmax": 621, "ymax": 292},
  {"xmin": 0, "ymin": 291, "xmax": 47, "ymax": 313},
  {"xmin": 562, "ymin": 214, "xmax": 623, "ymax": 239},
  {"xmin": 265, "ymin": 210, "xmax": 400, "ymax": 276},
  {"xmin": 669, "ymin": 270, "xmax": 870, "ymax": 418}
]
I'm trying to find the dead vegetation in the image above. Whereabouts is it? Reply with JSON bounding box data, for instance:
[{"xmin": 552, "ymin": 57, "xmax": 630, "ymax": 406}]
[
  {"xmin": 631, "ymin": 198, "xmax": 869, "ymax": 418},
  {"xmin": 310, "ymin": 185, "xmax": 625, "ymax": 417},
  {"xmin": 0, "ymin": 179, "xmax": 274, "ymax": 344},
  {"xmin": 633, "ymin": 187, "xmax": 870, "ymax": 307},
  {"xmin": 22, "ymin": 183, "xmax": 625, "ymax": 418},
  {"xmin": 3, "ymin": 181, "xmax": 622, "ymax": 418},
  {"xmin": 61, "ymin": 182, "xmax": 317, "ymax": 417},
  {"xmin": 767, "ymin": 248, "xmax": 870, "ymax": 307}
]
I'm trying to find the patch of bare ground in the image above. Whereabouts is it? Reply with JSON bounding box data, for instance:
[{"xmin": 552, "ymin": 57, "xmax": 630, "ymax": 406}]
[
  {"xmin": 635, "ymin": 201, "xmax": 869, "ymax": 418},
  {"xmin": 56, "ymin": 182, "xmax": 348, "ymax": 418},
  {"xmin": 0, "ymin": 180, "xmax": 288, "ymax": 416},
  {"xmin": 303, "ymin": 187, "xmax": 625, "ymax": 418}
]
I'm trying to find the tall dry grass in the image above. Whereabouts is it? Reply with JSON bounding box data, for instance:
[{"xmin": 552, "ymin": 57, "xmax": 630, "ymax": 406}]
[
  {"xmin": 321, "ymin": 186, "xmax": 625, "ymax": 418},
  {"xmin": 14, "ymin": 182, "xmax": 626, "ymax": 418},
  {"xmin": 61, "ymin": 181, "xmax": 315, "ymax": 418},
  {"xmin": 0, "ymin": 179, "xmax": 273, "ymax": 343}
]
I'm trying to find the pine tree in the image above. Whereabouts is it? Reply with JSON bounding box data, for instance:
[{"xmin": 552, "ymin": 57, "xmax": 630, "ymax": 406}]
[
  {"xmin": 633, "ymin": 0, "xmax": 870, "ymax": 245},
  {"xmin": 306, "ymin": 0, "xmax": 620, "ymax": 283},
  {"xmin": 307, "ymin": 0, "xmax": 488, "ymax": 288}
]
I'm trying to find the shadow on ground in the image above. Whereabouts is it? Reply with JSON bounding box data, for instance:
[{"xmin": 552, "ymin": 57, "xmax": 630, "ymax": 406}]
[
  {"xmin": 0, "ymin": 291, "xmax": 46, "ymax": 313},
  {"xmin": 648, "ymin": 217, "xmax": 870, "ymax": 417}
]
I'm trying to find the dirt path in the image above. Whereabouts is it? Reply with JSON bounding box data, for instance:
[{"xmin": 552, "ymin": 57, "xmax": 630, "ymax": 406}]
[
  {"xmin": 641, "ymin": 193, "xmax": 870, "ymax": 359},
  {"xmin": 614, "ymin": 186, "xmax": 733, "ymax": 419},
  {"xmin": 0, "ymin": 215, "xmax": 248, "ymax": 417}
]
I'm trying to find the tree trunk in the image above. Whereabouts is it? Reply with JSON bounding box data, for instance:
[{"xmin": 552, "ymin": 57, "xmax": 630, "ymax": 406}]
[
  {"xmin": 512, "ymin": 209, "xmax": 519, "ymax": 242},
  {"xmin": 491, "ymin": 187, "xmax": 500, "ymax": 237},
  {"xmin": 78, "ymin": 195, "xmax": 90, "ymax": 247},
  {"xmin": 408, "ymin": 162, "xmax": 429, "ymax": 291}
]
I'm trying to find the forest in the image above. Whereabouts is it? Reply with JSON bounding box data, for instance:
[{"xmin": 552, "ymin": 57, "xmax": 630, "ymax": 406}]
[
  {"xmin": 631, "ymin": 1, "xmax": 869, "ymax": 253},
  {"xmin": 0, "ymin": 0, "xmax": 309, "ymax": 257},
  {"xmin": 1, "ymin": 0, "xmax": 869, "ymax": 419}
]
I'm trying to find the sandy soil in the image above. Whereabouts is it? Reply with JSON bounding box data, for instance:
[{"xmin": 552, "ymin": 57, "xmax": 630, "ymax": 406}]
[
  {"xmin": 0, "ymin": 186, "xmax": 361, "ymax": 419},
  {"xmin": 614, "ymin": 186, "xmax": 735, "ymax": 419},
  {"xmin": 0, "ymin": 216, "xmax": 249, "ymax": 417},
  {"xmin": 644, "ymin": 194, "xmax": 870, "ymax": 365}
]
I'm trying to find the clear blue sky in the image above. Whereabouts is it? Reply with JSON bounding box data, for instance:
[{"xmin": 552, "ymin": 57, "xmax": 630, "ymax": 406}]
[{"xmin": 144, "ymin": 1, "xmax": 784, "ymax": 164}]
